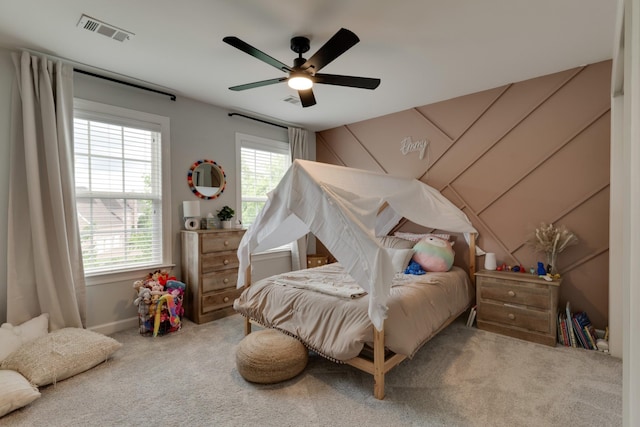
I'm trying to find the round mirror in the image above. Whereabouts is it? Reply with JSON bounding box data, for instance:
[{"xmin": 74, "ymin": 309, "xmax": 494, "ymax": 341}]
[{"xmin": 187, "ymin": 159, "xmax": 226, "ymax": 199}]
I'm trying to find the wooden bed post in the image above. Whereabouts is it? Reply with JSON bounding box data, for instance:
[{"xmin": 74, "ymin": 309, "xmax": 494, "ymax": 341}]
[
  {"xmin": 373, "ymin": 325, "xmax": 385, "ymax": 400},
  {"xmin": 469, "ymin": 233, "xmax": 477, "ymax": 284},
  {"xmin": 244, "ymin": 265, "xmax": 252, "ymax": 336}
]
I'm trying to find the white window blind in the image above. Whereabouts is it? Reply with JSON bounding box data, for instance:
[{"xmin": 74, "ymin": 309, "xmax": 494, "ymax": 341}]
[
  {"xmin": 73, "ymin": 101, "xmax": 169, "ymax": 274},
  {"xmin": 237, "ymin": 134, "xmax": 290, "ymax": 227}
]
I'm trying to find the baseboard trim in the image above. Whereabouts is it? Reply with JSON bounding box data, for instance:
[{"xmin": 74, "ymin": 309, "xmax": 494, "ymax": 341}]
[{"xmin": 89, "ymin": 317, "xmax": 138, "ymax": 335}]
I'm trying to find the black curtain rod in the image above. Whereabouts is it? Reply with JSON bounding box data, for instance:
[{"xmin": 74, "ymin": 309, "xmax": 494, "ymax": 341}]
[
  {"xmin": 73, "ymin": 68, "xmax": 177, "ymax": 101},
  {"xmin": 228, "ymin": 112, "xmax": 288, "ymax": 129}
]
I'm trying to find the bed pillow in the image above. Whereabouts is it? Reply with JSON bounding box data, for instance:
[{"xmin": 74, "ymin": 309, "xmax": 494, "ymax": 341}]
[
  {"xmin": 0, "ymin": 313, "xmax": 49, "ymax": 363},
  {"xmin": 377, "ymin": 236, "xmax": 414, "ymax": 249},
  {"xmin": 394, "ymin": 232, "xmax": 451, "ymax": 242},
  {"xmin": 0, "ymin": 370, "xmax": 40, "ymax": 417},
  {"xmin": 412, "ymin": 235, "xmax": 455, "ymax": 272},
  {"xmin": 0, "ymin": 328, "xmax": 122, "ymax": 387},
  {"xmin": 384, "ymin": 248, "xmax": 414, "ymax": 273}
]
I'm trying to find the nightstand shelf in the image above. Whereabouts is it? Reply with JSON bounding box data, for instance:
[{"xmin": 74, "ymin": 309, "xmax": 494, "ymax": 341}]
[{"xmin": 474, "ymin": 270, "xmax": 561, "ymax": 346}]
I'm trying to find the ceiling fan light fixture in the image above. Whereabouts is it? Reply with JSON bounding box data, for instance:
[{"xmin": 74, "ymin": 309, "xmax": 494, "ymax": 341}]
[{"xmin": 288, "ymin": 75, "xmax": 313, "ymax": 90}]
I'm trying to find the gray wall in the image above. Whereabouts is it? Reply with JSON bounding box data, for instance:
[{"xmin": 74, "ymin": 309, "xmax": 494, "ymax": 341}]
[{"xmin": 0, "ymin": 47, "xmax": 315, "ymax": 332}]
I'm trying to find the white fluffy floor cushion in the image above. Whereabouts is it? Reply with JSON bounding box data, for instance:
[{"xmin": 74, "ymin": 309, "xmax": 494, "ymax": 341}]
[
  {"xmin": 0, "ymin": 370, "xmax": 40, "ymax": 417},
  {"xmin": 0, "ymin": 313, "xmax": 49, "ymax": 362},
  {"xmin": 0, "ymin": 328, "xmax": 122, "ymax": 387}
]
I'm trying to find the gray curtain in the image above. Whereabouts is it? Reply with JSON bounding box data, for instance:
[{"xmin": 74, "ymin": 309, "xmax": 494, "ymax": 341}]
[
  {"xmin": 288, "ymin": 127, "xmax": 309, "ymax": 271},
  {"xmin": 7, "ymin": 51, "xmax": 86, "ymax": 329}
]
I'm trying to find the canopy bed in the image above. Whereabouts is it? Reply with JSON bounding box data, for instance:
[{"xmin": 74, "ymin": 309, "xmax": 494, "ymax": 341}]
[{"xmin": 234, "ymin": 160, "xmax": 478, "ymax": 399}]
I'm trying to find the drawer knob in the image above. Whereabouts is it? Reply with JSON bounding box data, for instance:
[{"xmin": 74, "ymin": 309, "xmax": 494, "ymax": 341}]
[
  {"xmin": 223, "ymin": 296, "xmax": 230, "ymax": 303},
  {"xmin": 224, "ymin": 240, "xmax": 230, "ymax": 246},
  {"xmin": 508, "ymin": 313, "xmax": 515, "ymax": 320},
  {"xmin": 223, "ymin": 278, "xmax": 229, "ymax": 284},
  {"xmin": 223, "ymin": 259, "xmax": 229, "ymax": 265},
  {"xmin": 508, "ymin": 290, "xmax": 516, "ymax": 297}
]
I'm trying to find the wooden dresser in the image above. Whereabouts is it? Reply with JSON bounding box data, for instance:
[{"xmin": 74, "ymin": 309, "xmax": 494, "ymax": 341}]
[
  {"xmin": 475, "ymin": 270, "xmax": 561, "ymax": 346},
  {"xmin": 181, "ymin": 229, "xmax": 245, "ymax": 324}
]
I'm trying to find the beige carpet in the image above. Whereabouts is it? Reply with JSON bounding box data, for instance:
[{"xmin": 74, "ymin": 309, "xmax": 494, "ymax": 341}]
[{"xmin": 1, "ymin": 314, "xmax": 622, "ymax": 426}]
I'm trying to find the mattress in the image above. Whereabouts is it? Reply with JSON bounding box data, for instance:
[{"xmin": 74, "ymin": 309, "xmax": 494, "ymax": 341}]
[{"xmin": 233, "ymin": 263, "xmax": 474, "ymax": 361}]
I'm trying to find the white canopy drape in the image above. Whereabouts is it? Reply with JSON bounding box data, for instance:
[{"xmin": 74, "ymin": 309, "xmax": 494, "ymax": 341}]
[{"xmin": 237, "ymin": 160, "xmax": 476, "ymax": 330}]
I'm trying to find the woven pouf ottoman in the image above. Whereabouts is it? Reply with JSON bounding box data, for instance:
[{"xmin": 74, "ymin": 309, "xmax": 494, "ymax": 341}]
[{"xmin": 236, "ymin": 329, "xmax": 308, "ymax": 384}]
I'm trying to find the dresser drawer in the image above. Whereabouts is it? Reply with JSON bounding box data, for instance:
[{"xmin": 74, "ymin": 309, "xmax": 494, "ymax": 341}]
[
  {"xmin": 202, "ymin": 288, "xmax": 243, "ymax": 314},
  {"xmin": 201, "ymin": 251, "xmax": 239, "ymax": 273},
  {"xmin": 201, "ymin": 232, "xmax": 243, "ymax": 253},
  {"xmin": 479, "ymin": 280, "xmax": 550, "ymax": 310},
  {"xmin": 478, "ymin": 302, "xmax": 551, "ymax": 334},
  {"xmin": 202, "ymin": 270, "xmax": 238, "ymax": 293},
  {"xmin": 307, "ymin": 254, "xmax": 329, "ymax": 268}
]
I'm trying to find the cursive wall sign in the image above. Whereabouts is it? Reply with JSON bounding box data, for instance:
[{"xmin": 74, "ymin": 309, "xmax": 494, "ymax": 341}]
[{"xmin": 400, "ymin": 136, "xmax": 428, "ymax": 159}]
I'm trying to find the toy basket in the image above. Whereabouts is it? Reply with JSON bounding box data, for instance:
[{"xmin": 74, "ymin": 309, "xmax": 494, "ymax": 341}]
[
  {"xmin": 138, "ymin": 293, "xmax": 184, "ymax": 336},
  {"xmin": 134, "ymin": 270, "xmax": 185, "ymax": 337}
]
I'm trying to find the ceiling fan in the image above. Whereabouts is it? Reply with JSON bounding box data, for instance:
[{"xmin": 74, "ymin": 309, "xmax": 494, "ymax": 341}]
[{"xmin": 222, "ymin": 28, "xmax": 381, "ymax": 108}]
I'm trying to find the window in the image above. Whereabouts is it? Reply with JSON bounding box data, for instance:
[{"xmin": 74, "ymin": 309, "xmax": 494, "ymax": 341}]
[
  {"xmin": 236, "ymin": 133, "xmax": 290, "ymax": 227},
  {"xmin": 73, "ymin": 99, "xmax": 171, "ymax": 275}
]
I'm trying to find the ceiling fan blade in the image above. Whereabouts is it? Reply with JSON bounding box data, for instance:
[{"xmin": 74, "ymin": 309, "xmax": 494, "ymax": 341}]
[
  {"xmin": 302, "ymin": 28, "xmax": 359, "ymax": 73},
  {"xmin": 223, "ymin": 36, "xmax": 292, "ymax": 73},
  {"xmin": 313, "ymin": 73, "xmax": 381, "ymax": 90},
  {"xmin": 229, "ymin": 77, "xmax": 287, "ymax": 91},
  {"xmin": 298, "ymin": 89, "xmax": 316, "ymax": 107}
]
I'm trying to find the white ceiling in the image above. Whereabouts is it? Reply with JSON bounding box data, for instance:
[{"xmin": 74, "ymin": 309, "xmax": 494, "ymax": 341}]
[{"xmin": 0, "ymin": 0, "xmax": 618, "ymax": 131}]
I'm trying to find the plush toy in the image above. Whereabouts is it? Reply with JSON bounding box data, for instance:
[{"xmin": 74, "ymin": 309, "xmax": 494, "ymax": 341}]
[
  {"xmin": 412, "ymin": 235, "xmax": 454, "ymax": 272},
  {"xmin": 153, "ymin": 294, "xmax": 180, "ymax": 337},
  {"xmin": 134, "ymin": 287, "xmax": 151, "ymax": 307},
  {"xmin": 404, "ymin": 259, "xmax": 426, "ymax": 275},
  {"xmin": 134, "ymin": 287, "xmax": 152, "ymax": 333},
  {"xmin": 148, "ymin": 281, "xmax": 166, "ymax": 304},
  {"xmin": 132, "ymin": 280, "xmax": 144, "ymax": 292},
  {"xmin": 165, "ymin": 280, "xmax": 186, "ymax": 292},
  {"xmin": 150, "ymin": 270, "xmax": 176, "ymax": 286}
]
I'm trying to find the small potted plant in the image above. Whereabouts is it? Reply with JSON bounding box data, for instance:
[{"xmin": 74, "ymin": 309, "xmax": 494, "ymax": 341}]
[{"xmin": 216, "ymin": 205, "xmax": 235, "ymax": 229}]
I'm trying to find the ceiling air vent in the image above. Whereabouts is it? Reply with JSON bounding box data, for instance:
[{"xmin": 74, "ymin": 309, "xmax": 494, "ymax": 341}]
[
  {"xmin": 77, "ymin": 14, "xmax": 134, "ymax": 42},
  {"xmin": 282, "ymin": 95, "xmax": 301, "ymax": 105}
]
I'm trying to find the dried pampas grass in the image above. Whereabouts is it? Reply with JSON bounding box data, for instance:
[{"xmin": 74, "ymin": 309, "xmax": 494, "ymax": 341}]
[{"xmin": 528, "ymin": 222, "xmax": 578, "ymax": 255}]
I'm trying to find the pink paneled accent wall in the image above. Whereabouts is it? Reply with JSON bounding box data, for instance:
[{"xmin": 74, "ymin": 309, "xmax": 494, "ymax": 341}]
[{"xmin": 317, "ymin": 60, "xmax": 611, "ymax": 329}]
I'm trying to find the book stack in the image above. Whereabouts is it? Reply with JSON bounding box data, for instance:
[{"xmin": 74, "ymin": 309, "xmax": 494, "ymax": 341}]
[
  {"xmin": 557, "ymin": 302, "xmax": 599, "ymax": 350},
  {"xmin": 466, "ymin": 305, "xmax": 477, "ymax": 327}
]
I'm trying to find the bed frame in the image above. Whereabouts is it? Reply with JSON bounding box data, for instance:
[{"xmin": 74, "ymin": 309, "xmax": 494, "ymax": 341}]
[{"xmin": 242, "ymin": 233, "xmax": 476, "ymax": 400}]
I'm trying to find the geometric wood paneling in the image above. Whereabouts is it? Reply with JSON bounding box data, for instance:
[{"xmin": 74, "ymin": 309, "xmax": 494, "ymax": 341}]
[{"xmin": 317, "ymin": 60, "xmax": 612, "ymax": 328}]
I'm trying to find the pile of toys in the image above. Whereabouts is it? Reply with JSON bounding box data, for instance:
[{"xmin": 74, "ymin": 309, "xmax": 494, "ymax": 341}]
[{"xmin": 133, "ymin": 270, "xmax": 185, "ymax": 337}]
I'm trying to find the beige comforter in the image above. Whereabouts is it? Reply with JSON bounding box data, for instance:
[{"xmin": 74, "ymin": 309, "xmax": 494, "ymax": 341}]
[{"xmin": 233, "ymin": 263, "xmax": 474, "ymax": 361}]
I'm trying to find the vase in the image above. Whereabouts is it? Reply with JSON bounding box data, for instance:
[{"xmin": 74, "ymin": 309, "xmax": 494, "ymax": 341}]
[
  {"xmin": 545, "ymin": 251, "xmax": 558, "ymax": 275},
  {"xmin": 221, "ymin": 220, "xmax": 232, "ymax": 229}
]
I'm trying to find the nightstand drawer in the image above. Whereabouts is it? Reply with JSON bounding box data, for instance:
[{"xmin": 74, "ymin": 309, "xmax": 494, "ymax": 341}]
[
  {"xmin": 202, "ymin": 288, "xmax": 243, "ymax": 314},
  {"xmin": 202, "ymin": 270, "xmax": 238, "ymax": 293},
  {"xmin": 201, "ymin": 232, "xmax": 243, "ymax": 253},
  {"xmin": 201, "ymin": 251, "xmax": 239, "ymax": 273},
  {"xmin": 479, "ymin": 281, "xmax": 550, "ymax": 310},
  {"xmin": 478, "ymin": 302, "xmax": 550, "ymax": 334}
]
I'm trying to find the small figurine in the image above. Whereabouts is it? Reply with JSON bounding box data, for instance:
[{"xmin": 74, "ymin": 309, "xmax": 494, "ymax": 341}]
[{"xmin": 537, "ymin": 262, "xmax": 546, "ymax": 276}]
